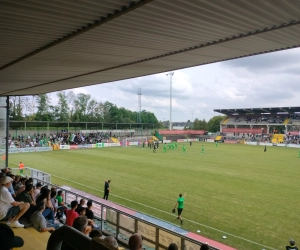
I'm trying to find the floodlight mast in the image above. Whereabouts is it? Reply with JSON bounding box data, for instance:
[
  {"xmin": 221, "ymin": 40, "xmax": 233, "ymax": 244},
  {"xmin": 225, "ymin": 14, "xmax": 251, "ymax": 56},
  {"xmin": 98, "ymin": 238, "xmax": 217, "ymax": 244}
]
[{"xmin": 166, "ymin": 72, "xmax": 174, "ymax": 130}]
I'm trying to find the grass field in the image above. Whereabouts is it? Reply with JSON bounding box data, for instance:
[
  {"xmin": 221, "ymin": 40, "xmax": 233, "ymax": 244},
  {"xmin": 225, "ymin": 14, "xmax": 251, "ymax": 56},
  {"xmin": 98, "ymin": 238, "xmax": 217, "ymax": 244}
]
[{"xmin": 8, "ymin": 142, "xmax": 300, "ymax": 250}]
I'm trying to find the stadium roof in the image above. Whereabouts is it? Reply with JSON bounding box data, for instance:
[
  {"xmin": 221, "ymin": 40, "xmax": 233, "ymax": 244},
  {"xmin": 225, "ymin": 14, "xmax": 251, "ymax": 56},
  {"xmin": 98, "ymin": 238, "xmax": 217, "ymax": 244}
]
[
  {"xmin": 214, "ymin": 107, "xmax": 300, "ymax": 116},
  {"xmin": 2, "ymin": 0, "xmax": 300, "ymax": 95}
]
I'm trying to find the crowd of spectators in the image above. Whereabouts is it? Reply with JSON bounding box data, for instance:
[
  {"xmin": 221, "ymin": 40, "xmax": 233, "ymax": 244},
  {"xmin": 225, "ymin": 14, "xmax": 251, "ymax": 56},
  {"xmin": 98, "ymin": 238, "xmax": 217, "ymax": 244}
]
[{"xmin": 8, "ymin": 131, "xmax": 114, "ymax": 148}]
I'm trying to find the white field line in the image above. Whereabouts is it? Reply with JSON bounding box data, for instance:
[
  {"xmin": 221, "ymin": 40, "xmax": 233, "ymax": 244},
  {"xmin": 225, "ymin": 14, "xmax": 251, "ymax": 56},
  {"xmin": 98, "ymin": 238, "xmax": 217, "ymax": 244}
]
[{"xmin": 9, "ymin": 161, "xmax": 277, "ymax": 250}]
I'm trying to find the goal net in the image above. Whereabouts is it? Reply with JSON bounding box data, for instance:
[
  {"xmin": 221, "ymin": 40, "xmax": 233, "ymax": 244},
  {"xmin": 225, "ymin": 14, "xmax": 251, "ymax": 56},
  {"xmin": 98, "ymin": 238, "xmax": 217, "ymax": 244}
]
[{"xmin": 120, "ymin": 136, "xmax": 149, "ymax": 148}]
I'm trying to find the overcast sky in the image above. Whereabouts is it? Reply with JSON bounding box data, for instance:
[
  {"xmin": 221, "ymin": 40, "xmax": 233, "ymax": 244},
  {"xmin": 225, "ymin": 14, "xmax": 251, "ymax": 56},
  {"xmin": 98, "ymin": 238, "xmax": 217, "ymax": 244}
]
[{"xmin": 50, "ymin": 48, "xmax": 300, "ymax": 122}]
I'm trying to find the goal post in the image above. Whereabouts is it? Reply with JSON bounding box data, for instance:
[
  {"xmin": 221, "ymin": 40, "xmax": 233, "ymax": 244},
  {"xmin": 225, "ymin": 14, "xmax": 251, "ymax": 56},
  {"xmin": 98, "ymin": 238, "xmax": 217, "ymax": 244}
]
[{"xmin": 121, "ymin": 136, "xmax": 149, "ymax": 147}]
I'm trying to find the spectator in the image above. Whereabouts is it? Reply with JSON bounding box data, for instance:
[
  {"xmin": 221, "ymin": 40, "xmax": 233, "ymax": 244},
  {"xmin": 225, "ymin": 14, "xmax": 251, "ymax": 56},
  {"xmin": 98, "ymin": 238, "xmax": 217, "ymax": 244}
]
[
  {"xmin": 16, "ymin": 183, "xmax": 36, "ymax": 216},
  {"xmin": 36, "ymin": 188, "xmax": 55, "ymax": 222},
  {"xmin": 0, "ymin": 176, "xmax": 30, "ymax": 228},
  {"xmin": 16, "ymin": 184, "xmax": 35, "ymax": 206},
  {"xmin": 30, "ymin": 201, "xmax": 59, "ymax": 232},
  {"xmin": 61, "ymin": 216, "xmax": 92, "ymax": 250},
  {"xmin": 33, "ymin": 182, "xmax": 42, "ymax": 200},
  {"xmin": 66, "ymin": 200, "xmax": 79, "ymax": 226},
  {"xmin": 200, "ymin": 244, "xmax": 209, "ymax": 250},
  {"xmin": 56, "ymin": 190, "xmax": 66, "ymax": 206},
  {"xmin": 168, "ymin": 243, "xmax": 178, "ymax": 250},
  {"xmin": 86, "ymin": 200, "xmax": 95, "ymax": 220},
  {"xmin": 286, "ymin": 239, "xmax": 298, "ymax": 250},
  {"xmin": 89, "ymin": 229, "xmax": 102, "ymax": 238},
  {"xmin": 128, "ymin": 233, "xmax": 143, "ymax": 250},
  {"xmin": 78, "ymin": 207, "xmax": 86, "ymax": 216},
  {"xmin": 104, "ymin": 236, "xmax": 119, "ymax": 248},
  {"xmin": 0, "ymin": 223, "xmax": 24, "ymax": 249},
  {"xmin": 75, "ymin": 198, "xmax": 86, "ymax": 214}
]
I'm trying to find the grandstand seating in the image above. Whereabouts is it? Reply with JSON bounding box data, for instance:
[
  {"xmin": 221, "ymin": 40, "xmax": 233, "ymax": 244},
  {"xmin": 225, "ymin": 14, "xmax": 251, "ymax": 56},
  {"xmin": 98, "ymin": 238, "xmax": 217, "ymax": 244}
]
[
  {"xmin": 165, "ymin": 135, "xmax": 186, "ymax": 140},
  {"xmin": 283, "ymin": 118, "xmax": 290, "ymax": 125},
  {"xmin": 221, "ymin": 117, "xmax": 229, "ymax": 124},
  {"xmin": 271, "ymin": 134, "xmax": 285, "ymax": 143},
  {"xmin": 110, "ymin": 137, "xmax": 119, "ymax": 143}
]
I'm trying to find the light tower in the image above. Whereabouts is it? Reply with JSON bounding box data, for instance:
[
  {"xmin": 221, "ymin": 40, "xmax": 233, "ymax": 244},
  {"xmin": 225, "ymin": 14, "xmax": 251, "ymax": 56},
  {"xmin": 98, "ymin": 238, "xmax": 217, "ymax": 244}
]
[
  {"xmin": 166, "ymin": 72, "xmax": 174, "ymax": 130},
  {"xmin": 137, "ymin": 88, "xmax": 142, "ymax": 123}
]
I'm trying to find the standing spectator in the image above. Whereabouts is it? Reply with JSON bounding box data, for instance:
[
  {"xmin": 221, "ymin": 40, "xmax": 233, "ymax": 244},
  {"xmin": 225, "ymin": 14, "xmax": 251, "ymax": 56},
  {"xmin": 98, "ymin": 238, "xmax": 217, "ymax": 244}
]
[
  {"xmin": 128, "ymin": 233, "xmax": 143, "ymax": 250},
  {"xmin": 66, "ymin": 200, "xmax": 79, "ymax": 226},
  {"xmin": 30, "ymin": 201, "xmax": 59, "ymax": 232},
  {"xmin": 286, "ymin": 239, "xmax": 298, "ymax": 250},
  {"xmin": 0, "ymin": 176, "xmax": 30, "ymax": 228},
  {"xmin": 103, "ymin": 180, "xmax": 111, "ymax": 200}
]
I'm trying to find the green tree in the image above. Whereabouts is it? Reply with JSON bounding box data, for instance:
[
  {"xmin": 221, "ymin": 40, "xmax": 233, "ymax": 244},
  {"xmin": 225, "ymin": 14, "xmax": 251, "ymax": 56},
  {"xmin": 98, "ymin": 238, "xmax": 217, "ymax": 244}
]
[
  {"xmin": 73, "ymin": 93, "xmax": 91, "ymax": 122},
  {"xmin": 207, "ymin": 115, "xmax": 225, "ymax": 132},
  {"xmin": 56, "ymin": 91, "xmax": 69, "ymax": 121},
  {"xmin": 35, "ymin": 94, "xmax": 52, "ymax": 121},
  {"xmin": 193, "ymin": 118, "xmax": 207, "ymax": 130}
]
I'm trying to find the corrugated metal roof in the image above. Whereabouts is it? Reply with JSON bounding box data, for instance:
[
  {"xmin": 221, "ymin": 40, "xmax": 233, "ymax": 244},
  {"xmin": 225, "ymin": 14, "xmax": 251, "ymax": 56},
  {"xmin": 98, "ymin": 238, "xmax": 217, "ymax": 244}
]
[{"xmin": 1, "ymin": 0, "xmax": 300, "ymax": 95}]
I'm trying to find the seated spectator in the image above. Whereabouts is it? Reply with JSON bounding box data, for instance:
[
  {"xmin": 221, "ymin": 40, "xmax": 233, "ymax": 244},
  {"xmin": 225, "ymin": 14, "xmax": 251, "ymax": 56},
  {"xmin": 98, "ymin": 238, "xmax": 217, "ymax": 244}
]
[
  {"xmin": 16, "ymin": 183, "xmax": 36, "ymax": 216},
  {"xmin": 33, "ymin": 182, "xmax": 42, "ymax": 200},
  {"xmin": 56, "ymin": 190, "xmax": 66, "ymax": 206},
  {"xmin": 0, "ymin": 222, "xmax": 24, "ymax": 250},
  {"xmin": 16, "ymin": 184, "xmax": 35, "ymax": 206},
  {"xmin": 12, "ymin": 175, "xmax": 20, "ymax": 188},
  {"xmin": 286, "ymin": 239, "xmax": 298, "ymax": 250},
  {"xmin": 14, "ymin": 177, "xmax": 27, "ymax": 196},
  {"xmin": 36, "ymin": 188, "xmax": 55, "ymax": 222},
  {"xmin": 66, "ymin": 200, "xmax": 79, "ymax": 226},
  {"xmin": 89, "ymin": 229, "xmax": 103, "ymax": 238},
  {"xmin": 61, "ymin": 216, "xmax": 92, "ymax": 250},
  {"xmin": 200, "ymin": 244, "xmax": 209, "ymax": 250},
  {"xmin": 168, "ymin": 243, "xmax": 178, "ymax": 250},
  {"xmin": 75, "ymin": 198, "xmax": 86, "ymax": 214},
  {"xmin": 30, "ymin": 201, "xmax": 59, "ymax": 232},
  {"xmin": 129, "ymin": 233, "xmax": 143, "ymax": 250},
  {"xmin": 77, "ymin": 207, "xmax": 86, "ymax": 216},
  {"xmin": 86, "ymin": 200, "xmax": 94, "ymax": 220},
  {"xmin": 0, "ymin": 176, "xmax": 30, "ymax": 228},
  {"xmin": 104, "ymin": 236, "xmax": 119, "ymax": 248}
]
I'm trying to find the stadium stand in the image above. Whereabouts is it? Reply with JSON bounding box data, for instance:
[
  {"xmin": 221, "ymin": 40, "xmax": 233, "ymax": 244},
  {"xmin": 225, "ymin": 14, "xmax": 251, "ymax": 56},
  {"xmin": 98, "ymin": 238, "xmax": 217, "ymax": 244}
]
[
  {"xmin": 272, "ymin": 134, "xmax": 285, "ymax": 143},
  {"xmin": 221, "ymin": 117, "xmax": 229, "ymax": 125}
]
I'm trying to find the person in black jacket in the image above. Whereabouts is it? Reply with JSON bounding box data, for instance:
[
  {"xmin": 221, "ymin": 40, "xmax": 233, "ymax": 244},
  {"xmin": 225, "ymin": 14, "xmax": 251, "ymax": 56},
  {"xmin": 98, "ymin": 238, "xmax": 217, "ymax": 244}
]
[{"xmin": 286, "ymin": 239, "xmax": 298, "ymax": 250}]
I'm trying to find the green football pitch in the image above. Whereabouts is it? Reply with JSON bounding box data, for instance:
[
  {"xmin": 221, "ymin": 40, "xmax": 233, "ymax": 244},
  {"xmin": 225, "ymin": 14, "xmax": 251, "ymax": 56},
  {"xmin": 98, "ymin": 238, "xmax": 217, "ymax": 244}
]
[{"xmin": 8, "ymin": 142, "xmax": 300, "ymax": 250}]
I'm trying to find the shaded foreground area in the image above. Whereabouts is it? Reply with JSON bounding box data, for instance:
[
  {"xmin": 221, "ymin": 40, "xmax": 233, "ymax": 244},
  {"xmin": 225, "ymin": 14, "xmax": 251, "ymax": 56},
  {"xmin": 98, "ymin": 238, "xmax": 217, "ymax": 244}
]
[{"xmin": 8, "ymin": 142, "xmax": 300, "ymax": 250}]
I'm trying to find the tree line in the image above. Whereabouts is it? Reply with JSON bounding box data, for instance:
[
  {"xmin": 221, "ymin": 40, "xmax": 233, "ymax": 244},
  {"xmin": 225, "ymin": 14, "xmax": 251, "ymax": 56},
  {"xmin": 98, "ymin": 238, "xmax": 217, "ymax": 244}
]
[
  {"xmin": 191, "ymin": 115, "xmax": 225, "ymax": 132},
  {"xmin": 9, "ymin": 91, "xmax": 159, "ymax": 124}
]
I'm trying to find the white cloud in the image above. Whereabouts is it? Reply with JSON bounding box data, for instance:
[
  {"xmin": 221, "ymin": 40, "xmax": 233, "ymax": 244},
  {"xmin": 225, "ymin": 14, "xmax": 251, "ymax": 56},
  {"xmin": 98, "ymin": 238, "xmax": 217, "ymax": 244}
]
[{"xmin": 48, "ymin": 47, "xmax": 300, "ymax": 122}]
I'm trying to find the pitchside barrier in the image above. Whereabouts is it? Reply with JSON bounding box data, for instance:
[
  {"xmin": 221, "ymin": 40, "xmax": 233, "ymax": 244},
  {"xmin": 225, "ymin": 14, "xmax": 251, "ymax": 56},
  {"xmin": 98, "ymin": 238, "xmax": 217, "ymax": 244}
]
[
  {"xmin": 10, "ymin": 167, "xmax": 51, "ymax": 183},
  {"xmin": 29, "ymin": 176, "xmax": 225, "ymax": 250}
]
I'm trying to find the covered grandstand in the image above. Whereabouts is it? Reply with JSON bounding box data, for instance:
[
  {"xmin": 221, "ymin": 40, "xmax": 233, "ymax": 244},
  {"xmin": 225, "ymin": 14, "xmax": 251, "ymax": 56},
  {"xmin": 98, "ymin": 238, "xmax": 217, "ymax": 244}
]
[
  {"xmin": 214, "ymin": 107, "xmax": 300, "ymax": 144},
  {"xmin": 2, "ymin": 0, "xmax": 300, "ymax": 249}
]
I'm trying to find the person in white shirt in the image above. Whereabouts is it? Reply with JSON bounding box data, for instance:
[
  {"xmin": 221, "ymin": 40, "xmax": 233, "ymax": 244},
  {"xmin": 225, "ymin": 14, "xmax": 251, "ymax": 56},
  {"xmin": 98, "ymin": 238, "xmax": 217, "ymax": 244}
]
[
  {"xmin": 0, "ymin": 176, "xmax": 30, "ymax": 228},
  {"xmin": 33, "ymin": 182, "xmax": 42, "ymax": 200}
]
